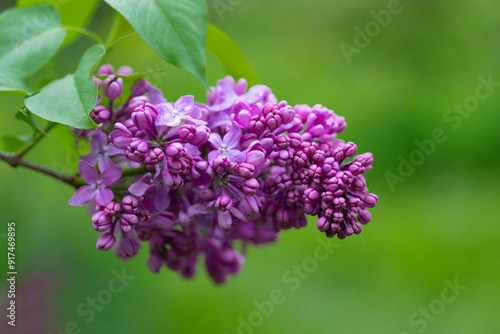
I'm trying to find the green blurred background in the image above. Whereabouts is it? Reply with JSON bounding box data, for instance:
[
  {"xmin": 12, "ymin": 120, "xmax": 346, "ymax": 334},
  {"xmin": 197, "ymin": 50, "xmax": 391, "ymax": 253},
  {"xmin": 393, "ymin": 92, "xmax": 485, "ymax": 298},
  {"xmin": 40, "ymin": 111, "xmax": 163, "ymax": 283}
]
[{"xmin": 1, "ymin": 0, "xmax": 499, "ymax": 333}]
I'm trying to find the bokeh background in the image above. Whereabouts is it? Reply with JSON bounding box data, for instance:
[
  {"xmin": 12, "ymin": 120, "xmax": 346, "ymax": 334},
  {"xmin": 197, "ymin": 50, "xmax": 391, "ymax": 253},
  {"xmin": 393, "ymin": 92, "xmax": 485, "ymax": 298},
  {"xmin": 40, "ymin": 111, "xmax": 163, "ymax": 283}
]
[{"xmin": 1, "ymin": 0, "xmax": 499, "ymax": 333}]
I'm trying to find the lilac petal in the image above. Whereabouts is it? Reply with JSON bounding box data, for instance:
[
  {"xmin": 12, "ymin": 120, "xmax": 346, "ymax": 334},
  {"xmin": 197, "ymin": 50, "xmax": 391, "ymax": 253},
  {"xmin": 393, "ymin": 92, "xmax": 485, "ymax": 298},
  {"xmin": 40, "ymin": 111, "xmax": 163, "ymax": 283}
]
[
  {"xmin": 97, "ymin": 155, "xmax": 114, "ymax": 173},
  {"xmin": 154, "ymin": 184, "xmax": 171, "ymax": 211},
  {"xmin": 101, "ymin": 165, "xmax": 122, "ymax": 186},
  {"xmin": 183, "ymin": 115, "xmax": 206, "ymax": 125},
  {"xmin": 79, "ymin": 160, "xmax": 99, "ymax": 185},
  {"xmin": 218, "ymin": 211, "xmax": 232, "ymax": 230},
  {"xmin": 184, "ymin": 144, "xmax": 200, "ymax": 156},
  {"xmin": 242, "ymin": 85, "xmax": 272, "ymax": 104},
  {"xmin": 95, "ymin": 187, "xmax": 114, "ymax": 206},
  {"xmin": 175, "ymin": 95, "xmax": 194, "ymax": 113},
  {"xmin": 91, "ymin": 128, "xmax": 107, "ymax": 150},
  {"xmin": 109, "ymin": 130, "xmax": 132, "ymax": 149},
  {"xmin": 104, "ymin": 145, "xmax": 123, "ymax": 156},
  {"xmin": 229, "ymin": 207, "xmax": 246, "ymax": 222},
  {"xmin": 225, "ymin": 149, "xmax": 245, "ymax": 164},
  {"xmin": 309, "ymin": 124, "xmax": 325, "ymax": 136},
  {"xmin": 208, "ymin": 150, "xmax": 221, "ymax": 165},
  {"xmin": 208, "ymin": 112, "xmax": 231, "ymax": 128},
  {"xmin": 245, "ymin": 150, "xmax": 266, "ymax": 166},
  {"xmin": 235, "ymin": 109, "xmax": 251, "ymax": 128},
  {"xmin": 208, "ymin": 133, "xmax": 223, "ymax": 149},
  {"xmin": 179, "ymin": 211, "xmax": 190, "ymax": 225},
  {"xmin": 223, "ymin": 122, "xmax": 242, "ymax": 149},
  {"xmin": 159, "ymin": 111, "xmax": 180, "ymax": 127},
  {"xmin": 148, "ymin": 86, "xmax": 167, "ymax": 105},
  {"xmin": 81, "ymin": 151, "xmax": 99, "ymax": 166},
  {"xmin": 68, "ymin": 185, "xmax": 97, "ymax": 206},
  {"xmin": 187, "ymin": 204, "xmax": 206, "ymax": 216},
  {"xmin": 128, "ymin": 173, "xmax": 152, "ymax": 196}
]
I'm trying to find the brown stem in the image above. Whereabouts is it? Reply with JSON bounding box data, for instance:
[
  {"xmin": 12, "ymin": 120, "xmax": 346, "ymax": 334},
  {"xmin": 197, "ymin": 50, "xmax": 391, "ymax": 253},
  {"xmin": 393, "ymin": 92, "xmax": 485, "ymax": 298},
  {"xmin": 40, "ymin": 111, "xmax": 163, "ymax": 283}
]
[{"xmin": 0, "ymin": 151, "xmax": 77, "ymax": 187}]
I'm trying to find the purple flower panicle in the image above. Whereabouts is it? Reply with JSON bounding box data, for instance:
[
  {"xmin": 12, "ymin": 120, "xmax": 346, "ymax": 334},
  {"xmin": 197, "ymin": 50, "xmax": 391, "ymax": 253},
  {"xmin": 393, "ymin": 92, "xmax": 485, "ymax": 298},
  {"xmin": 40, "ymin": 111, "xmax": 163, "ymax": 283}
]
[{"xmin": 69, "ymin": 66, "xmax": 379, "ymax": 284}]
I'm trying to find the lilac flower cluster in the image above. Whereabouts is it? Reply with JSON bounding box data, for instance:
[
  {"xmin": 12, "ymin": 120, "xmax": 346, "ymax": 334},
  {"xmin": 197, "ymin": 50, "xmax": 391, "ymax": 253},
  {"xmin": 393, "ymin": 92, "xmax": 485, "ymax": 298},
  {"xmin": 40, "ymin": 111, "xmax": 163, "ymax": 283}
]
[{"xmin": 69, "ymin": 66, "xmax": 378, "ymax": 284}]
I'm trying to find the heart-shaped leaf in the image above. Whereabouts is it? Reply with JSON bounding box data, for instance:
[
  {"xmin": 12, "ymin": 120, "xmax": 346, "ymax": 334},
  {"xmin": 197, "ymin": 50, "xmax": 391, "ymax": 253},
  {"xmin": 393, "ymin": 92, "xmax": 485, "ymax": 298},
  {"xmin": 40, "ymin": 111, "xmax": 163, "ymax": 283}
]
[
  {"xmin": 104, "ymin": 0, "xmax": 209, "ymax": 89},
  {"xmin": 0, "ymin": 4, "xmax": 66, "ymax": 93},
  {"xmin": 25, "ymin": 44, "xmax": 105, "ymax": 129},
  {"xmin": 17, "ymin": 0, "xmax": 99, "ymax": 46},
  {"xmin": 207, "ymin": 24, "xmax": 259, "ymax": 87}
]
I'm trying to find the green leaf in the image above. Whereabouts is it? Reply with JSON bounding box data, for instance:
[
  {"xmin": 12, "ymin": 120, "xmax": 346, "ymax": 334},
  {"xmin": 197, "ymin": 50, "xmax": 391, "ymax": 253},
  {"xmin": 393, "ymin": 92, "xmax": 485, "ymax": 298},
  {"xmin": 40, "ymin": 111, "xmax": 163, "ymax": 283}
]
[
  {"xmin": 17, "ymin": 0, "xmax": 100, "ymax": 46},
  {"xmin": 0, "ymin": 134, "xmax": 31, "ymax": 152},
  {"xmin": 25, "ymin": 44, "xmax": 105, "ymax": 129},
  {"xmin": 52, "ymin": 125, "xmax": 90, "ymax": 173},
  {"xmin": 207, "ymin": 24, "xmax": 259, "ymax": 87},
  {"xmin": 0, "ymin": 69, "xmax": 30, "ymax": 94},
  {"xmin": 15, "ymin": 108, "xmax": 48, "ymax": 135},
  {"xmin": 104, "ymin": 0, "xmax": 209, "ymax": 89},
  {"xmin": 0, "ymin": 4, "xmax": 66, "ymax": 94}
]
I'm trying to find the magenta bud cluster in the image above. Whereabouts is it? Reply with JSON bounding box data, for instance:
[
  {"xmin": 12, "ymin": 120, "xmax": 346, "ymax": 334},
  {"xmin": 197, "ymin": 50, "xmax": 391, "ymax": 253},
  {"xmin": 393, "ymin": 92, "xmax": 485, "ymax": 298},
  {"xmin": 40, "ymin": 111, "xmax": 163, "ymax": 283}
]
[{"xmin": 68, "ymin": 69, "xmax": 379, "ymax": 284}]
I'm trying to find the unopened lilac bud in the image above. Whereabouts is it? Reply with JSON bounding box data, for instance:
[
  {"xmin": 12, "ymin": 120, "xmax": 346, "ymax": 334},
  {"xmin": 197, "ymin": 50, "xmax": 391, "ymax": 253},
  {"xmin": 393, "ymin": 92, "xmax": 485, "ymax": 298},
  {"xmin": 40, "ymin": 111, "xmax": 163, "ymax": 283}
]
[
  {"xmin": 289, "ymin": 133, "xmax": 303, "ymax": 148},
  {"xmin": 343, "ymin": 142, "xmax": 357, "ymax": 157},
  {"xmin": 126, "ymin": 139, "xmax": 148, "ymax": 162},
  {"xmin": 332, "ymin": 148, "xmax": 345, "ymax": 162},
  {"xmin": 328, "ymin": 177, "xmax": 343, "ymax": 192},
  {"xmin": 117, "ymin": 66, "xmax": 133, "ymax": 76},
  {"xmin": 352, "ymin": 222, "xmax": 362, "ymax": 234},
  {"xmin": 276, "ymin": 208, "xmax": 291, "ymax": 229},
  {"xmin": 128, "ymin": 96, "xmax": 148, "ymax": 111},
  {"xmin": 349, "ymin": 197, "xmax": 361, "ymax": 207},
  {"xmin": 243, "ymin": 178, "xmax": 259, "ymax": 195},
  {"xmin": 122, "ymin": 196, "xmax": 139, "ymax": 214},
  {"xmin": 363, "ymin": 193, "xmax": 378, "ymax": 208},
  {"xmin": 166, "ymin": 142, "xmax": 186, "ymax": 158},
  {"xmin": 178, "ymin": 124, "xmax": 196, "ymax": 142},
  {"xmin": 293, "ymin": 151, "xmax": 308, "ymax": 168},
  {"xmin": 132, "ymin": 103, "xmax": 158, "ymax": 129},
  {"xmin": 147, "ymin": 253, "xmax": 164, "ymax": 273},
  {"xmin": 249, "ymin": 115, "xmax": 266, "ymax": 134},
  {"xmin": 309, "ymin": 164, "xmax": 322, "ymax": 179},
  {"xmin": 92, "ymin": 211, "xmax": 112, "ymax": 232},
  {"xmin": 280, "ymin": 105, "xmax": 295, "ymax": 124},
  {"xmin": 103, "ymin": 75, "xmax": 123, "ymax": 100},
  {"xmin": 191, "ymin": 126, "xmax": 211, "ymax": 146},
  {"xmin": 98, "ymin": 64, "xmax": 114, "ymax": 76},
  {"xmin": 304, "ymin": 188, "xmax": 319, "ymax": 204},
  {"xmin": 351, "ymin": 176, "xmax": 366, "ymax": 193},
  {"xmin": 90, "ymin": 106, "xmax": 110, "ymax": 124},
  {"xmin": 286, "ymin": 188, "xmax": 301, "ymax": 205},
  {"xmin": 114, "ymin": 238, "xmax": 140, "ymax": 259},
  {"xmin": 261, "ymin": 200, "xmax": 278, "ymax": 216},
  {"xmin": 120, "ymin": 214, "xmax": 139, "ymax": 232},
  {"xmin": 333, "ymin": 197, "xmax": 346, "ymax": 210},
  {"xmin": 349, "ymin": 161, "xmax": 365, "ymax": 176},
  {"xmin": 333, "ymin": 211, "xmax": 344, "ymax": 224},
  {"xmin": 104, "ymin": 202, "xmax": 121, "ymax": 216},
  {"xmin": 161, "ymin": 169, "xmax": 183, "ymax": 189},
  {"xmin": 212, "ymin": 156, "xmax": 229, "ymax": 172},
  {"xmin": 317, "ymin": 216, "xmax": 330, "ymax": 232},
  {"xmin": 96, "ymin": 233, "xmax": 116, "ymax": 251},
  {"xmin": 312, "ymin": 150, "xmax": 326, "ymax": 164},
  {"xmin": 276, "ymin": 135, "xmax": 290, "ymax": 149},
  {"xmin": 238, "ymin": 163, "xmax": 255, "ymax": 179},
  {"xmin": 357, "ymin": 210, "xmax": 372, "ymax": 224},
  {"xmin": 354, "ymin": 153, "xmax": 374, "ymax": 167},
  {"xmin": 215, "ymin": 195, "xmax": 233, "ymax": 212},
  {"xmin": 130, "ymin": 78, "xmax": 151, "ymax": 96},
  {"xmin": 144, "ymin": 148, "xmax": 165, "ymax": 169}
]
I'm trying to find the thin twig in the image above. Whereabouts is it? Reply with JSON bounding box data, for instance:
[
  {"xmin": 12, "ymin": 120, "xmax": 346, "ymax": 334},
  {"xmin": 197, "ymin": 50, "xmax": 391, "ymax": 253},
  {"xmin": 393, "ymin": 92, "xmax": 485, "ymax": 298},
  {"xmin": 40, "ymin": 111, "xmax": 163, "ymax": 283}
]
[{"xmin": 0, "ymin": 151, "xmax": 77, "ymax": 187}]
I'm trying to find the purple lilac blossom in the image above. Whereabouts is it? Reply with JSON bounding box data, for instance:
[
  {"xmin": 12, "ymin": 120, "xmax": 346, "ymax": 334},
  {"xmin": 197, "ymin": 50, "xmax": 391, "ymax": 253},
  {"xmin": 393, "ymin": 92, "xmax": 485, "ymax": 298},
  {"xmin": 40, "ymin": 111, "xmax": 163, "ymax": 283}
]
[{"xmin": 68, "ymin": 66, "xmax": 379, "ymax": 284}]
